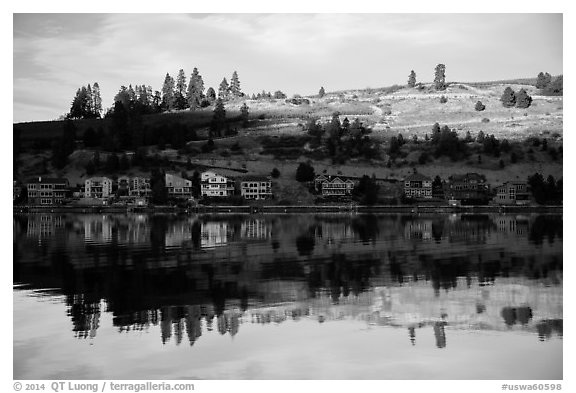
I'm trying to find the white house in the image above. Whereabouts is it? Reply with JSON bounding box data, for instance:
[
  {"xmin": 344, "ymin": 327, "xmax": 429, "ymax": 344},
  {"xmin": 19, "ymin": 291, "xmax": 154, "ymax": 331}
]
[
  {"xmin": 201, "ymin": 171, "xmax": 235, "ymax": 197},
  {"xmin": 85, "ymin": 177, "xmax": 113, "ymax": 199}
]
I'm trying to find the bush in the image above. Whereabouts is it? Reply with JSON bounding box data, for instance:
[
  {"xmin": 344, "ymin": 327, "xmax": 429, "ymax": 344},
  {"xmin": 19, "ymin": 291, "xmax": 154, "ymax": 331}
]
[
  {"xmin": 475, "ymin": 101, "xmax": 486, "ymax": 111},
  {"xmin": 500, "ymin": 87, "xmax": 516, "ymax": 107},
  {"xmin": 271, "ymin": 167, "xmax": 280, "ymax": 178},
  {"xmin": 439, "ymin": 95, "xmax": 448, "ymax": 104},
  {"xmin": 515, "ymin": 88, "xmax": 533, "ymax": 109},
  {"xmin": 481, "ymin": 118, "xmax": 490, "ymax": 123}
]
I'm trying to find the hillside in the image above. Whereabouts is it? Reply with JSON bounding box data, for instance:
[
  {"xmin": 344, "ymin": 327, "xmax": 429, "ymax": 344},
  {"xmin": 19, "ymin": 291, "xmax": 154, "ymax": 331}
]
[{"xmin": 14, "ymin": 81, "xmax": 563, "ymax": 202}]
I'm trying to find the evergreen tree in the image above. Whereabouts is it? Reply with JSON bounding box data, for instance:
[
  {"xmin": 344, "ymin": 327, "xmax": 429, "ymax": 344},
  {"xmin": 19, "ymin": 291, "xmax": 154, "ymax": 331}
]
[
  {"xmin": 211, "ymin": 98, "xmax": 227, "ymax": 137},
  {"xmin": 62, "ymin": 120, "xmax": 77, "ymax": 156},
  {"xmin": 536, "ymin": 72, "xmax": 552, "ymax": 89},
  {"xmin": 319, "ymin": 86, "xmax": 325, "ymax": 98},
  {"xmin": 218, "ymin": 78, "xmax": 230, "ymax": 100},
  {"xmin": 175, "ymin": 69, "xmax": 188, "ymax": 110},
  {"xmin": 206, "ymin": 87, "xmax": 216, "ymax": 102},
  {"xmin": 230, "ymin": 71, "xmax": 241, "ymax": 97},
  {"xmin": 515, "ymin": 88, "xmax": 532, "ymax": 108},
  {"xmin": 295, "ymin": 162, "xmax": 315, "ymax": 182},
  {"xmin": 273, "ymin": 90, "xmax": 287, "ymax": 99},
  {"xmin": 186, "ymin": 67, "xmax": 205, "ymax": 109},
  {"xmin": 150, "ymin": 169, "xmax": 168, "ymax": 205},
  {"xmin": 240, "ymin": 102, "xmax": 249, "ymax": 127},
  {"xmin": 476, "ymin": 130, "xmax": 485, "ymax": 143},
  {"xmin": 408, "ymin": 70, "xmax": 416, "ymax": 87},
  {"xmin": 544, "ymin": 75, "xmax": 563, "ymax": 96},
  {"xmin": 92, "ymin": 82, "xmax": 102, "ymax": 117},
  {"xmin": 161, "ymin": 73, "xmax": 176, "ymax": 111},
  {"xmin": 500, "ymin": 87, "xmax": 516, "ymax": 107},
  {"xmin": 434, "ymin": 64, "xmax": 446, "ymax": 90},
  {"xmin": 271, "ymin": 168, "xmax": 280, "ymax": 178}
]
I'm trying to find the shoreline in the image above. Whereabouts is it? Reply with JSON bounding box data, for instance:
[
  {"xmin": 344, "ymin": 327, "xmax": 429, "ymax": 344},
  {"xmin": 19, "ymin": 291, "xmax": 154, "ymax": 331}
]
[{"xmin": 13, "ymin": 204, "xmax": 563, "ymax": 215}]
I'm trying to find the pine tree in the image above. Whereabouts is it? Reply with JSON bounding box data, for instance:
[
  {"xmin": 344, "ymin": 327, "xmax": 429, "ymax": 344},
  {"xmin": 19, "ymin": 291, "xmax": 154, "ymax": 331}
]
[
  {"xmin": 240, "ymin": 102, "xmax": 249, "ymax": 127},
  {"xmin": 175, "ymin": 69, "xmax": 188, "ymax": 109},
  {"xmin": 434, "ymin": 64, "xmax": 446, "ymax": 90},
  {"xmin": 219, "ymin": 78, "xmax": 230, "ymax": 100},
  {"xmin": 206, "ymin": 87, "xmax": 216, "ymax": 102},
  {"xmin": 515, "ymin": 88, "xmax": 532, "ymax": 108},
  {"xmin": 319, "ymin": 86, "xmax": 325, "ymax": 98},
  {"xmin": 92, "ymin": 82, "xmax": 102, "ymax": 117},
  {"xmin": 186, "ymin": 67, "xmax": 205, "ymax": 109},
  {"xmin": 500, "ymin": 87, "xmax": 516, "ymax": 108},
  {"xmin": 408, "ymin": 70, "xmax": 416, "ymax": 87},
  {"xmin": 211, "ymin": 98, "xmax": 227, "ymax": 137},
  {"xmin": 161, "ymin": 73, "xmax": 176, "ymax": 111},
  {"xmin": 230, "ymin": 71, "xmax": 241, "ymax": 97},
  {"xmin": 536, "ymin": 72, "xmax": 552, "ymax": 89}
]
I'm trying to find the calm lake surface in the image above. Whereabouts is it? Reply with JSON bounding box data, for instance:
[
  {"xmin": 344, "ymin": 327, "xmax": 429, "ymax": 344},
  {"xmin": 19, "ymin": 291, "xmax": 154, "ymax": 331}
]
[{"xmin": 13, "ymin": 213, "xmax": 562, "ymax": 380}]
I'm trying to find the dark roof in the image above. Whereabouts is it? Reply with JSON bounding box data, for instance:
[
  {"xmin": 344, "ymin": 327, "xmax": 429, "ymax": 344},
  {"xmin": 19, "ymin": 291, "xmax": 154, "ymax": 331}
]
[
  {"xmin": 448, "ymin": 173, "xmax": 486, "ymax": 182},
  {"xmin": 241, "ymin": 176, "xmax": 271, "ymax": 182},
  {"xmin": 405, "ymin": 173, "xmax": 432, "ymax": 182},
  {"xmin": 26, "ymin": 177, "xmax": 68, "ymax": 184}
]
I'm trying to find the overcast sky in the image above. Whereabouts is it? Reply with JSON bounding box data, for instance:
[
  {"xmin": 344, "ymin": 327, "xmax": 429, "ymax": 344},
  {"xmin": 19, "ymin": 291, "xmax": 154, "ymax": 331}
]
[{"xmin": 13, "ymin": 13, "xmax": 562, "ymax": 123}]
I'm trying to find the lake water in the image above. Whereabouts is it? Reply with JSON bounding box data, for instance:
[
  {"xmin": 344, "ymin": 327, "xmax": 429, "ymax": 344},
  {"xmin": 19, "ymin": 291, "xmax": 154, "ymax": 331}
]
[{"xmin": 13, "ymin": 213, "xmax": 562, "ymax": 380}]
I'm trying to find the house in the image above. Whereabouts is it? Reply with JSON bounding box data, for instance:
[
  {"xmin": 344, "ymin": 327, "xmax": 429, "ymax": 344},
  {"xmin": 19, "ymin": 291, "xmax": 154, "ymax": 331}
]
[
  {"xmin": 13, "ymin": 180, "xmax": 22, "ymax": 202},
  {"xmin": 445, "ymin": 173, "xmax": 490, "ymax": 202},
  {"xmin": 117, "ymin": 176, "xmax": 151, "ymax": 198},
  {"xmin": 26, "ymin": 177, "xmax": 69, "ymax": 205},
  {"xmin": 240, "ymin": 176, "xmax": 273, "ymax": 200},
  {"xmin": 494, "ymin": 181, "xmax": 530, "ymax": 205},
  {"xmin": 404, "ymin": 173, "xmax": 432, "ymax": 199},
  {"xmin": 85, "ymin": 177, "xmax": 113, "ymax": 199},
  {"xmin": 314, "ymin": 175, "xmax": 355, "ymax": 196},
  {"xmin": 130, "ymin": 177, "xmax": 152, "ymax": 197},
  {"xmin": 201, "ymin": 171, "xmax": 235, "ymax": 197},
  {"xmin": 165, "ymin": 173, "xmax": 193, "ymax": 199}
]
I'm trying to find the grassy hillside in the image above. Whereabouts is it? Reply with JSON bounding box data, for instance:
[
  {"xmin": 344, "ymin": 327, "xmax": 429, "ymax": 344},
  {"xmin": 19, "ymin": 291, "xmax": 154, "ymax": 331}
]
[{"xmin": 14, "ymin": 81, "xmax": 563, "ymax": 199}]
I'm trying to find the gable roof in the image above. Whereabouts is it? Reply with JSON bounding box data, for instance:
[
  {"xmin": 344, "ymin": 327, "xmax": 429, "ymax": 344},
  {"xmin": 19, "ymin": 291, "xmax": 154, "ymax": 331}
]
[
  {"xmin": 405, "ymin": 173, "xmax": 432, "ymax": 182},
  {"xmin": 27, "ymin": 177, "xmax": 68, "ymax": 184}
]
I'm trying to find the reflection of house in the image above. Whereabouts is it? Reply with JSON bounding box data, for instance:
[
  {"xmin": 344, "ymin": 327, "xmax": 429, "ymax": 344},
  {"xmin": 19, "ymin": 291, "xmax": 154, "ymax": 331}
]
[
  {"xmin": 165, "ymin": 221, "xmax": 192, "ymax": 247},
  {"xmin": 26, "ymin": 177, "xmax": 69, "ymax": 205},
  {"xmin": 404, "ymin": 220, "xmax": 432, "ymax": 240},
  {"xmin": 85, "ymin": 177, "xmax": 113, "ymax": 199},
  {"xmin": 201, "ymin": 221, "xmax": 230, "ymax": 247},
  {"xmin": 82, "ymin": 216, "xmax": 113, "ymax": 243},
  {"xmin": 404, "ymin": 173, "xmax": 432, "ymax": 199},
  {"xmin": 445, "ymin": 173, "xmax": 489, "ymax": 202},
  {"xmin": 314, "ymin": 175, "xmax": 355, "ymax": 196},
  {"xmin": 26, "ymin": 214, "xmax": 64, "ymax": 237},
  {"xmin": 494, "ymin": 182, "xmax": 530, "ymax": 205},
  {"xmin": 240, "ymin": 176, "xmax": 273, "ymax": 200},
  {"xmin": 241, "ymin": 219, "xmax": 271, "ymax": 240},
  {"xmin": 165, "ymin": 173, "xmax": 193, "ymax": 199},
  {"xmin": 201, "ymin": 171, "xmax": 235, "ymax": 197}
]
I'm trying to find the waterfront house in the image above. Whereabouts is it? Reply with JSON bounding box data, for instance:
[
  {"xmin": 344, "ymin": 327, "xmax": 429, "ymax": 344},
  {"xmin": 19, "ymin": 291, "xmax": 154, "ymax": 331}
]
[
  {"xmin": 85, "ymin": 177, "xmax": 113, "ymax": 199},
  {"xmin": 404, "ymin": 173, "xmax": 432, "ymax": 199},
  {"xmin": 130, "ymin": 177, "xmax": 152, "ymax": 197},
  {"xmin": 165, "ymin": 173, "xmax": 193, "ymax": 199},
  {"xmin": 13, "ymin": 180, "xmax": 22, "ymax": 202},
  {"xmin": 314, "ymin": 175, "xmax": 355, "ymax": 196},
  {"xmin": 445, "ymin": 173, "xmax": 490, "ymax": 203},
  {"xmin": 26, "ymin": 177, "xmax": 69, "ymax": 205},
  {"xmin": 494, "ymin": 181, "xmax": 530, "ymax": 205},
  {"xmin": 240, "ymin": 176, "xmax": 273, "ymax": 200},
  {"xmin": 201, "ymin": 171, "xmax": 235, "ymax": 197}
]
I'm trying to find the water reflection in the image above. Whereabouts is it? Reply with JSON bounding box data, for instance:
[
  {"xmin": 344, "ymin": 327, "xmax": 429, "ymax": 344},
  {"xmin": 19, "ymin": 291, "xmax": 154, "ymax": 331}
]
[{"xmin": 14, "ymin": 213, "xmax": 562, "ymax": 351}]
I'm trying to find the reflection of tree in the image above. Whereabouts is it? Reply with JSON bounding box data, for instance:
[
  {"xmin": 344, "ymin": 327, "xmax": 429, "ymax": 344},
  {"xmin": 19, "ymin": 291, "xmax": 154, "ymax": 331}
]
[
  {"xmin": 501, "ymin": 307, "xmax": 533, "ymax": 327},
  {"xmin": 529, "ymin": 216, "xmax": 562, "ymax": 245},
  {"xmin": 295, "ymin": 235, "xmax": 315, "ymax": 256},
  {"xmin": 433, "ymin": 321, "xmax": 447, "ymax": 348},
  {"xmin": 536, "ymin": 319, "xmax": 563, "ymax": 341},
  {"xmin": 351, "ymin": 215, "xmax": 379, "ymax": 243}
]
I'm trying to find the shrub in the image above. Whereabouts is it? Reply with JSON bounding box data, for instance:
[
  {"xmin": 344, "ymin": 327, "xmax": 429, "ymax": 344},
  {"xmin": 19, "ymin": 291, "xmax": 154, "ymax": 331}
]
[
  {"xmin": 481, "ymin": 118, "xmax": 490, "ymax": 123},
  {"xmin": 500, "ymin": 87, "xmax": 516, "ymax": 107},
  {"xmin": 439, "ymin": 95, "xmax": 448, "ymax": 104},
  {"xmin": 475, "ymin": 101, "xmax": 486, "ymax": 111},
  {"xmin": 515, "ymin": 88, "xmax": 533, "ymax": 109},
  {"xmin": 271, "ymin": 167, "xmax": 280, "ymax": 178}
]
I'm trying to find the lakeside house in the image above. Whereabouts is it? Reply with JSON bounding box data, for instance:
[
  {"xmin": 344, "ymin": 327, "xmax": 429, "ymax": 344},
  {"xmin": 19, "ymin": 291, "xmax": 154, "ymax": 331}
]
[
  {"xmin": 201, "ymin": 171, "xmax": 235, "ymax": 197},
  {"xmin": 404, "ymin": 173, "xmax": 432, "ymax": 199},
  {"xmin": 165, "ymin": 173, "xmax": 193, "ymax": 199},
  {"xmin": 240, "ymin": 176, "xmax": 273, "ymax": 200},
  {"xmin": 14, "ymin": 180, "xmax": 22, "ymax": 202},
  {"xmin": 445, "ymin": 173, "xmax": 490, "ymax": 203},
  {"xmin": 314, "ymin": 175, "xmax": 356, "ymax": 196},
  {"xmin": 494, "ymin": 181, "xmax": 530, "ymax": 205},
  {"xmin": 25, "ymin": 177, "xmax": 69, "ymax": 205},
  {"xmin": 85, "ymin": 177, "xmax": 113, "ymax": 199}
]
